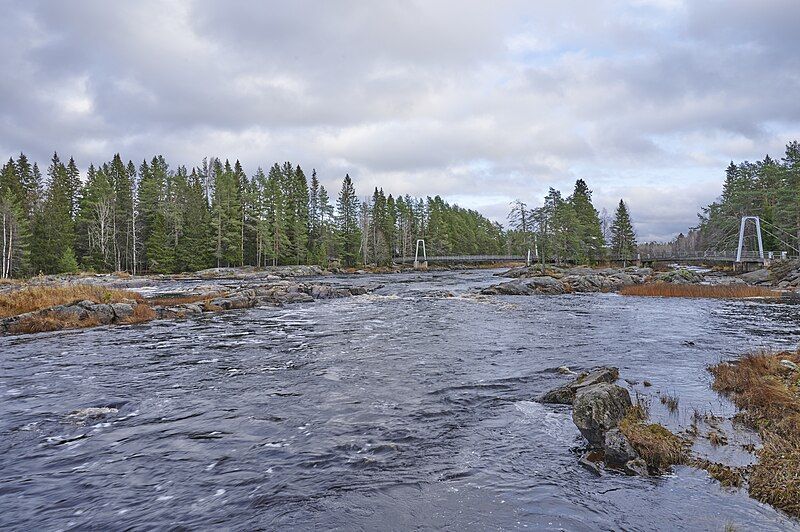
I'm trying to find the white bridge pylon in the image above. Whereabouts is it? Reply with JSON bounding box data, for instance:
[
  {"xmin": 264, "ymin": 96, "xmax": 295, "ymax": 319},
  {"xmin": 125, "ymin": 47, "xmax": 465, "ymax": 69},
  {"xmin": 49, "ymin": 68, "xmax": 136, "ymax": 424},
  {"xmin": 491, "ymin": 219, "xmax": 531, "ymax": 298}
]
[
  {"xmin": 414, "ymin": 239, "xmax": 428, "ymax": 269},
  {"xmin": 735, "ymin": 216, "xmax": 764, "ymax": 263}
]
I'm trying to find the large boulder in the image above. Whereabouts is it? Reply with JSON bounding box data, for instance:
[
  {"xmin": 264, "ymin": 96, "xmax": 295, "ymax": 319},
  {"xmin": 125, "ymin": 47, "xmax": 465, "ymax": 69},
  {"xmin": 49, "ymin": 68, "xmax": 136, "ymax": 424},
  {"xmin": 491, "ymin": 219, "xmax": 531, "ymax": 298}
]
[
  {"xmin": 739, "ymin": 268, "xmax": 771, "ymax": 285},
  {"xmin": 653, "ymin": 269, "xmax": 705, "ymax": 284},
  {"xmin": 572, "ymin": 383, "xmax": 632, "ymax": 447},
  {"xmin": 540, "ymin": 367, "xmax": 619, "ymax": 405}
]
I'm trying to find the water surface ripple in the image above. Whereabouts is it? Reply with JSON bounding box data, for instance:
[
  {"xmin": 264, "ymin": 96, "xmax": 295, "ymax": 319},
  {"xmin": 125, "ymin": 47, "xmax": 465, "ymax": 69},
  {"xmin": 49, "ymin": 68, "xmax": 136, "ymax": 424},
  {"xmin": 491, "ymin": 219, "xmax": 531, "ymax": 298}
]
[{"xmin": 1, "ymin": 269, "xmax": 799, "ymax": 530}]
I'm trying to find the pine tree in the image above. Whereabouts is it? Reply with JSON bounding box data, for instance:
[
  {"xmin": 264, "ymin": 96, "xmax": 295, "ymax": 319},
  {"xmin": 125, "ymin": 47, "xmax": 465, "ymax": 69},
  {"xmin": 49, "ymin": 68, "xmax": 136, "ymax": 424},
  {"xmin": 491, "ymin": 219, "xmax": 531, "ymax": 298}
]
[
  {"xmin": 336, "ymin": 174, "xmax": 361, "ymax": 267},
  {"xmin": 611, "ymin": 199, "xmax": 637, "ymax": 265}
]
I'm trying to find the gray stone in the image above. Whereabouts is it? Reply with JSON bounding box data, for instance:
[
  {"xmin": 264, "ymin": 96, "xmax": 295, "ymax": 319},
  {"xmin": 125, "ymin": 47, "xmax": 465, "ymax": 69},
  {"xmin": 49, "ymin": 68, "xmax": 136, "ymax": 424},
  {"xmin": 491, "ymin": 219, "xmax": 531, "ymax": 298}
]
[
  {"xmin": 573, "ymin": 383, "xmax": 632, "ymax": 447},
  {"xmin": 781, "ymin": 359, "xmax": 800, "ymax": 372},
  {"xmin": 540, "ymin": 367, "xmax": 620, "ymax": 405},
  {"xmin": 624, "ymin": 458, "xmax": 650, "ymax": 476},
  {"xmin": 603, "ymin": 428, "xmax": 639, "ymax": 467},
  {"xmin": 110, "ymin": 303, "xmax": 134, "ymax": 320},
  {"xmin": 739, "ymin": 268, "xmax": 771, "ymax": 285}
]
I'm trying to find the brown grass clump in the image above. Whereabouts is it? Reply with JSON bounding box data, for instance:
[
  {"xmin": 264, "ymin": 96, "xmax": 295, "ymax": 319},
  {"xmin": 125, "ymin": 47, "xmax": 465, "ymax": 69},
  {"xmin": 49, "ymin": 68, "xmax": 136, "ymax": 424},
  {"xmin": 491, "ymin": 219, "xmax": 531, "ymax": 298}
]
[
  {"xmin": 709, "ymin": 350, "xmax": 800, "ymax": 517},
  {"xmin": 117, "ymin": 304, "xmax": 157, "ymax": 325},
  {"xmin": 660, "ymin": 392, "xmax": 680, "ymax": 413},
  {"xmin": 694, "ymin": 460, "xmax": 744, "ymax": 488},
  {"xmin": 619, "ymin": 284, "xmax": 779, "ymax": 299},
  {"xmin": 0, "ymin": 284, "xmax": 142, "ymax": 318},
  {"xmin": 146, "ymin": 293, "xmax": 219, "ymax": 306},
  {"xmin": 620, "ymin": 412, "xmax": 689, "ymax": 472}
]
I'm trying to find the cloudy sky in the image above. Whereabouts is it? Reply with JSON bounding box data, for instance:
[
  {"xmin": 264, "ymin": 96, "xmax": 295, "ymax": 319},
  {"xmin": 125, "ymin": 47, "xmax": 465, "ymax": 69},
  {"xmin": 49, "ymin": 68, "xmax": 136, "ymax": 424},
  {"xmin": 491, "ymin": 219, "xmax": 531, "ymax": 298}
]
[{"xmin": 2, "ymin": 0, "xmax": 799, "ymax": 241}]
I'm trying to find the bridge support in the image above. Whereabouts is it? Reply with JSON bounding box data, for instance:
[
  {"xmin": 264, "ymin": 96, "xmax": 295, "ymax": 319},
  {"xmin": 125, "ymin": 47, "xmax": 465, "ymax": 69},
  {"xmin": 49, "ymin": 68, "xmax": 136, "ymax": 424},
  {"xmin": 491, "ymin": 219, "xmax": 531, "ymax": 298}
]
[
  {"xmin": 413, "ymin": 239, "xmax": 428, "ymax": 270},
  {"xmin": 735, "ymin": 216, "xmax": 764, "ymax": 263}
]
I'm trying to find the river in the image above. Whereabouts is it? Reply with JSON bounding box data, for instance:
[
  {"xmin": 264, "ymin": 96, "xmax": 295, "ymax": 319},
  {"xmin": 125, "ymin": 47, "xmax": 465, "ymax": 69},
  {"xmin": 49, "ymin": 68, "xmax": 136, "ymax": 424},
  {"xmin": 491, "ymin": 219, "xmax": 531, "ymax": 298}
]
[{"xmin": 1, "ymin": 269, "xmax": 799, "ymax": 530}]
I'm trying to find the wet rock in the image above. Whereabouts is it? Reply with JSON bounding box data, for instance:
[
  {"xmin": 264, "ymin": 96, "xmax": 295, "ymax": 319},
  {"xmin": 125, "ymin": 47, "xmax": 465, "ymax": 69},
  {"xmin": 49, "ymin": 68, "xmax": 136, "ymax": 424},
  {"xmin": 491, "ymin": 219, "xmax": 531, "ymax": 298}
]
[
  {"xmin": 572, "ymin": 383, "xmax": 632, "ymax": 447},
  {"xmin": 540, "ymin": 367, "xmax": 620, "ymax": 405},
  {"xmin": 624, "ymin": 458, "xmax": 650, "ymax": 476},
  {"xmin": 603, "ymin": 428, "xmax": 640, "ymax": 468},
  {"xmin": 67, "ymin": 407, "xmax": 118, "ymax": 421},
  {"xmin": 579, "ymin": 450, "xmax": 604, "ymax": 476},
  {"xmin": 557, "ymin": 366, "xmax": 575, "ymax": 375},
  {"xmin": 349, "ymin": 287, "xmax": 369, "ymax": 296}
]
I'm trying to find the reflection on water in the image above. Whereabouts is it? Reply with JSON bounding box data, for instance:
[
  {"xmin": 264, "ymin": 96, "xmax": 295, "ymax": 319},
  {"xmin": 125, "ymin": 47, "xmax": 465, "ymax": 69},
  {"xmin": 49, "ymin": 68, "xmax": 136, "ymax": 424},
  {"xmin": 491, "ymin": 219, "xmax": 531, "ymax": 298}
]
[{"xmin": 1, "ymin": 269, "xmax": 799, "ymax": 530}]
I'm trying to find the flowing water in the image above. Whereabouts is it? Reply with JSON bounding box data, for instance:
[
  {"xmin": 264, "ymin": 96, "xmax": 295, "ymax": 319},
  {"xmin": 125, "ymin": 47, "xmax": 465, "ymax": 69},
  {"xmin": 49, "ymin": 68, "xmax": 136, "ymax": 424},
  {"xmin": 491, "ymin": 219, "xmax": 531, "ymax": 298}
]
[{"xmin": 1, "ymin": 269, "xmax": 799, "ymax": 531}]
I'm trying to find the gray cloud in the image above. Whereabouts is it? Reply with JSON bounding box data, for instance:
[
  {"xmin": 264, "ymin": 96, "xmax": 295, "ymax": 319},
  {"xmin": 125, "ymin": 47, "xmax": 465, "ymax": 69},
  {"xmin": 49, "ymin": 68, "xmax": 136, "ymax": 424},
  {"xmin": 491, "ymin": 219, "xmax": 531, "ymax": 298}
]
[{"xmin": 1, "ymin": 0, "xmax": 799, "ymax": 240}]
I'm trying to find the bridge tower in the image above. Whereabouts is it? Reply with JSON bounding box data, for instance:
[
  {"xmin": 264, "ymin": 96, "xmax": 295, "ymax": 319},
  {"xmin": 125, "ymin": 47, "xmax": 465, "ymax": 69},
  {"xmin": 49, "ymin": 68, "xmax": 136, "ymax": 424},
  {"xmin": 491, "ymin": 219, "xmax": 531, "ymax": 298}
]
[
  {"xmin": 414, "ymin": 239, "xmax": 428, "ymax": 270},
  {"xmin": 735, "ymin": 216, "xmax": 764, "ymax": 263}
]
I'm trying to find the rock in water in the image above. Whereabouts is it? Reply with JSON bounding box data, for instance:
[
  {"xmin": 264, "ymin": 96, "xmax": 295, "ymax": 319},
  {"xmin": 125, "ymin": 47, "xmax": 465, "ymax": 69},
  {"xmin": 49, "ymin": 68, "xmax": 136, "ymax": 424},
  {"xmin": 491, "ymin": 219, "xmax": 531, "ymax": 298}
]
[
  {"xmin": 67, "ymin": 407, "xmax": 119, "ymax": 421},
  {"xmin": 603, "ymin": 428, "xmax": 639, "ymax": 468},
  {"xmin": 540, "ymin": 367, "xmax": 620, "ymax": 405},
  {"xmin": 572, "ymin": 383, "xmax": 632, "ymax": 447}
]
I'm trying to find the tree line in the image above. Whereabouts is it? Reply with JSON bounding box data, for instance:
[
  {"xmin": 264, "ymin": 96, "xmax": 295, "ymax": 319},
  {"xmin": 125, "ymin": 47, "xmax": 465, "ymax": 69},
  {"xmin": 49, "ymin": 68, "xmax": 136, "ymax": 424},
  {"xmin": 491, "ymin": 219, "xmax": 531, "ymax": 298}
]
[
  {"xmin": 644, "ymin": 141, "xmax": 800, "ymax": 257},
  {"xmin": 0, "ymin": 153, "xmax": 510, "ymax": 277},
  {"xmin": 505, "ymin": 179, "xmax": 637, "ymax": 265}
]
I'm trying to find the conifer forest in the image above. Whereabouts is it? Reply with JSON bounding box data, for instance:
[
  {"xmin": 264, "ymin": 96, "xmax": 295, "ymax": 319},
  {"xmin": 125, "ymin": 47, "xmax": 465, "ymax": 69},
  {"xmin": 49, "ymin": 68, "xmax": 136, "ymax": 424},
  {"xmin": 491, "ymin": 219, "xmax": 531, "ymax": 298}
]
[{"xmin": 0, "ymin": 152, "xmax": 640, "ymax": 278}]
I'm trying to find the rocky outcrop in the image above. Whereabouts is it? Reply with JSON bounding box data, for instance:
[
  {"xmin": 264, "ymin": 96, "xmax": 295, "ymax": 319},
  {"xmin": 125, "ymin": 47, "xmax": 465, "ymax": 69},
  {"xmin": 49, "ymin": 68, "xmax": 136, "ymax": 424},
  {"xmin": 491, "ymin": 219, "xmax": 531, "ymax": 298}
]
[
  {"xmin": 481, "ymin": 276, "xmax": 566, "ymax": 295},
  {"xmin": 540, "ymin": 367, "xmax": 620, "ymax": 404},
  {"xmin": 539, "ymin": 366, "xmax": 654, "ymax": 476},
  {"xmin": 572, "ymin": 383, "xmax": 632, "ymax": 447},
  {"xmin": 1, "ymin": 281, "xmax": 374, "ymax": 335},
  {"xmin": 483, "ymin": 266, "xmax": 651, "ymax": 295},
  {"xmin": 739, "ymin": 268, "xmax": 772, "ymax": 285},
  {"xmin": 0, "ymin": 298, "xmax": 145, "ymax": 334},
  {"xmin": 150, "ymin": 282, "xmax": 372, "ymax": 320},
  {"xmin": 652, "ymin": 269, "xmax": 705, "ymax": 284}
]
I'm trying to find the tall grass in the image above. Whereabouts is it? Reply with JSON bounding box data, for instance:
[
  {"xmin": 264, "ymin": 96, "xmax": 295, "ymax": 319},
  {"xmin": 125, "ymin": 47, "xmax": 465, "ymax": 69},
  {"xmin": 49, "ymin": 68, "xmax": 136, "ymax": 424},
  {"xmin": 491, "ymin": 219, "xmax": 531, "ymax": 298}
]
[
  {"xmin": 710, "ymin": 351, "xmax": 800, "ymax": 517},
  {"xmin": 620, "ymin": 283, "xmax": 779, "ymax": 299},
  {"xmin": 0, "ymin": 285, "xmax": 142, "ymax": 318}
]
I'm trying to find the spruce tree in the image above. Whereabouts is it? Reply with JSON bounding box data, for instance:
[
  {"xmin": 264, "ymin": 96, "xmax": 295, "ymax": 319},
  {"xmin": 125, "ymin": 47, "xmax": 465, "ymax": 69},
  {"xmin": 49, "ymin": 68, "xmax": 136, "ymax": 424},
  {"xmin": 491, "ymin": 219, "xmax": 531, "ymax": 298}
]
[
  {"xmin": 31, "ymin": 153, "xmax": 77, "ymax": 273},
  {"xmin": 569, "ymin": 179, "xmax": 605, "ymax": 263},
  {"xmin": 336, "ymin": 174, "xmax": 361, "ymax": 267},
  {"xmin": 611, "ymin": 199, "xmax": 637, "ymax": 264}
]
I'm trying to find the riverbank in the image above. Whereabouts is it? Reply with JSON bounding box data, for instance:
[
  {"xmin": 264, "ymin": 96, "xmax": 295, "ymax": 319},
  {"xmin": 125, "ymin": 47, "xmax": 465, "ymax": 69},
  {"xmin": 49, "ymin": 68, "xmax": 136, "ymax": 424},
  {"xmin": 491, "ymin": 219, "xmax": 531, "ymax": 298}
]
[{"xmin": 0, "ymin": 278, "xmax": 374, "ymax": 335}]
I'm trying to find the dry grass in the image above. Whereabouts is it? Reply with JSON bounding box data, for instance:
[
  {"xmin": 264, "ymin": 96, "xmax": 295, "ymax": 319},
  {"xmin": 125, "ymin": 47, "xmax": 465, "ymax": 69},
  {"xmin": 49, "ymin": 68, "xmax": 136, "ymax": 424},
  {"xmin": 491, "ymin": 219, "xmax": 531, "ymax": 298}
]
[
  {"xmin": 620, "ymin": 413, "xmax": 689, "ymax": 472},
  {"xmin": 117, "ymin": 304, "xmax": 157, "ymax": 325},
  {"xmin": 0, "ymin": 284, "xmax": 142, "ymax": 318},
  {"xmin": 660, "ymin": 392, "xmax": 680, "ymax": 413},
  {"xmin": 146, "ymin": 293, "xmax": 220, "ymax": 306},
  {"xmin": 709, "ymin": 350, "xmax": 800, "ymax": 517},
  {"xmin": 6, "ymin": 314, "xmax": 102, "ymax": 334},
  {"xmin": 619, "ymin": 283, "xmax": 779, "ymax": 299}
]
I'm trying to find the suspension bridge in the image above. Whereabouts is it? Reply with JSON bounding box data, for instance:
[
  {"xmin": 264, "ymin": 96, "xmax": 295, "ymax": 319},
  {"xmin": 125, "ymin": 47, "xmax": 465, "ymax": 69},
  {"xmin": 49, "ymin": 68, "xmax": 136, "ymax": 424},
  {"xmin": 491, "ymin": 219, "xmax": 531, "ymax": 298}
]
[{"xmin": 405, "ymin": 216, "xmax": 800, "ymax": 269}]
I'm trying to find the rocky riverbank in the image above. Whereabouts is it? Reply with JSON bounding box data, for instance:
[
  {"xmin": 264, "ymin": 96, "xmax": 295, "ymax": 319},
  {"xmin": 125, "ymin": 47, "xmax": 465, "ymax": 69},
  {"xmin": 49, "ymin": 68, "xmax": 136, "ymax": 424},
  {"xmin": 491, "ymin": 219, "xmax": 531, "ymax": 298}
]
[
  {"xmin": 482, "ymin": 266, "xmax": 653, "ymax": 295},
  {"xmin": 0, "ymin": 278, "xmax": 375, "ymax": 336},
  {"xmin": 481, "ymin": 261, "xmax": 800, "ymax": 296}
]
